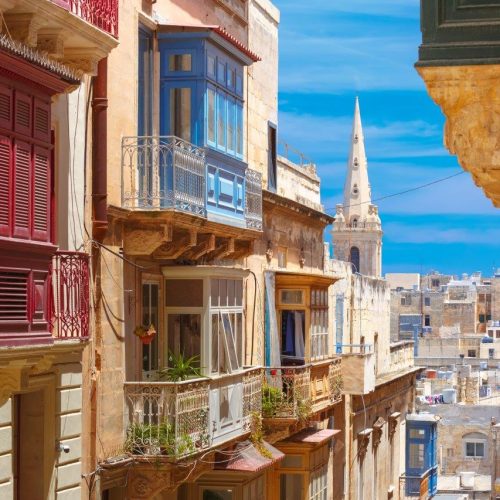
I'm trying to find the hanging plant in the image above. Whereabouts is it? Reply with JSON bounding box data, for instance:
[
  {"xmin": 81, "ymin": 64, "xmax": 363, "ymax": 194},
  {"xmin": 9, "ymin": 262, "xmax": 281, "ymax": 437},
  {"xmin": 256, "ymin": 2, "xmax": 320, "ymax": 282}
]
[{"xmin": 134, "ymin": 324, "xmax": 157, "ymax": 345}]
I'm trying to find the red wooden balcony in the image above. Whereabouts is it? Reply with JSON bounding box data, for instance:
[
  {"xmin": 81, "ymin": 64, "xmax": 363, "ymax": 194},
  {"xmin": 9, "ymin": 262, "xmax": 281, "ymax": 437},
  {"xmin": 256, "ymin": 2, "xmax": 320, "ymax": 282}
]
[
  {"xmin": 51, "ymin": 0, "xmax": 118, "ymax": 38},
  {"xmin": 51, "ymin": 251, "xmax": 90, "ymax": 340}
]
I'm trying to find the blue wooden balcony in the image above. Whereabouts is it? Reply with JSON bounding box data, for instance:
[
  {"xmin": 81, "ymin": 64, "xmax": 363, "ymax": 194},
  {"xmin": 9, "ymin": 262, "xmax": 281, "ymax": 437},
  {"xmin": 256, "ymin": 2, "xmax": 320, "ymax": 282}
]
[{"xmin": 121, "ymin": 136, "xmax": 262, "ymax": 230}]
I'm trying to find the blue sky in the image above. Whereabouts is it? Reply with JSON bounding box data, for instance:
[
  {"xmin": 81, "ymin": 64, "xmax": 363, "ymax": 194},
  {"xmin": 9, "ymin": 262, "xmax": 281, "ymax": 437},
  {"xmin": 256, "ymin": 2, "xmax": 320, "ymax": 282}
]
[{"xmin": 273, "ymin": 0, "xmax": 499, "ymax": 276}]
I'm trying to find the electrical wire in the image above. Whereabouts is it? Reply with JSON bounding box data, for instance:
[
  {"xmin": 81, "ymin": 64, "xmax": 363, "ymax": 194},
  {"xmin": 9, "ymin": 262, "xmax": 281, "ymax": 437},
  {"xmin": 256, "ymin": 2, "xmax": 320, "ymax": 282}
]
[{"xmin": 326, "ymin": 170, "xmax": 466, "ymax": 213}]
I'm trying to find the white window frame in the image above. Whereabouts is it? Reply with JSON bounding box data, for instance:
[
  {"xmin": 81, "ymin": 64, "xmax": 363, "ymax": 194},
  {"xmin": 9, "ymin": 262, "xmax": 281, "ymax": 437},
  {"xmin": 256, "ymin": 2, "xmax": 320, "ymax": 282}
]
[{"xmin": 463, "ymin": 435, "xmax": 487, "ymax": 459}]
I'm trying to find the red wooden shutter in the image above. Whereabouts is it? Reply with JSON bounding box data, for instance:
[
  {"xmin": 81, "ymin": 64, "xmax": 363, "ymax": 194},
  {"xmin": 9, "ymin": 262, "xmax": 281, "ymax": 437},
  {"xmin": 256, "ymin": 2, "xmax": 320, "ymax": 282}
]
[
  {"xmin": 0, "ymin": 84, "xmax": 12, "ymax": 130},
  {"xmin": 0, "ymin": 136, "xmax": 11, "ymax": 236},
  {"xmin": 14, "ymin": 92, "xmax": 32, "ymax": 136},
  {"xmin": 13, "ymin": 141, "xmax": 31, "ymax": 239},
  {"xmin": 33, "ymin": 98, "xmax": 50, "ymax": 142},
  {"xmin": 32, "ymin": 147, "xmax": 50, "ymax": 241},
  {"xmin": 0, "ymin": 270, "xmax": 28, "ymax": 322}
]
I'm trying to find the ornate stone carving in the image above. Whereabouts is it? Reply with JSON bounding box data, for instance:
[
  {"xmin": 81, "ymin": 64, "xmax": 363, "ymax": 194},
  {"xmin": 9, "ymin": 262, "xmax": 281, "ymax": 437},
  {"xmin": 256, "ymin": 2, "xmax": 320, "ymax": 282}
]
[{"xmin": 417, "ymin": 65, "xmax": 500, "ymax": 207}]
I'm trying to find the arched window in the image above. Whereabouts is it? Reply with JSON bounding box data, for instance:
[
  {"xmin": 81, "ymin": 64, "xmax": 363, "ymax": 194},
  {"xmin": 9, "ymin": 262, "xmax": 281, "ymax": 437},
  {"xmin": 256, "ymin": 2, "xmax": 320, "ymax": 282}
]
[
  {"xmin": 349, "ymin": 246, "xmax": 360, "ymax": 273},
  {"xmin": 351, "ymin": 218, "xmax": 358, "ymax": 228}
]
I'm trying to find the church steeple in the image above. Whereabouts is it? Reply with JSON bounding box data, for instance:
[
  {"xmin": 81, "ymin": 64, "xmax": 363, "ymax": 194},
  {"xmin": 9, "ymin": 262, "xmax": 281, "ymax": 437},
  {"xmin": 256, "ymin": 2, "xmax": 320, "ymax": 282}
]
[
  {"xmin": 343, "ymin": 97, "xmax": 372, "ymax": 225},
  {"xmin": 332, "ymin": 97, "xmax": 382, "ymax": 277}
]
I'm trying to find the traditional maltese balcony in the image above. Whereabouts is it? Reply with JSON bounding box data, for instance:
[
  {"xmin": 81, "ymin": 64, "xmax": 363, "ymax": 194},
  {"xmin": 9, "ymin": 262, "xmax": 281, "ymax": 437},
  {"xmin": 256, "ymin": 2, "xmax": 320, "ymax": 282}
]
[
  {"xmin": 123, "ymin": 368, "xmax": 262, "ymax": 460},
  {"xmin": 416, "ymin": 0, "xmax": 500, "ymax": 207},
  {"xmin": 339, "ymin": 343, "xmax": 375, "ymax": 395},
  {"xmin": 0, "ymin": 0, "xmax": 118, "ymax": 74},
  {"xmin": 51, "ymin": 251, "xmax": 90, "ymax": 340},
  {"xmin": 262, "ymin": 359, "xmax": 342, "ymax": 423},
  {"xmin": 118, "ymin": 136, "xmax": 263, "ymax": 261}
]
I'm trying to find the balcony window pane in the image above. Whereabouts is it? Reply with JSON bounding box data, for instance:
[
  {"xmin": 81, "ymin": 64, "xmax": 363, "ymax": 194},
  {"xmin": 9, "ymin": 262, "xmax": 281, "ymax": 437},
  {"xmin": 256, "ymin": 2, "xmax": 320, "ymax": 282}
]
[
  {"xmin": 236, "ymin": 103, "xmax": 243, "ymax": 156},
  {"xmin": 211, "ymin": 279, "xmax": 219, "ymax": 307},
  {"xmin": 167, "ymin": 314, "xmax": 201, "ymax": 365},
  {"xmin": 211, "ymin": 314, "xmax": 219, "ymax": 374},
  {"xmin": 217, "ymin": 60, "xmax": 226, "ymax": 84},
  {"xmin": 221, "ymin": 312, "xmax": 239, "ymax": 372},
  {"xmin": 217, "ymin": 92, "xmax": 226, "ymax": 149},
  {"xmin": 227, "ymin": 98, "xmax": 235, "ymax": 154},
  {"xmin": 281, "ymin": 290, "xmax": 303, "ymax": 305},
  {"xmin": 203, "ymin": 489, "xmax": 233, "ymax": 500},
  {"xmin": 169, "ymin": 53, "xmax": 192, "ymax": 72},
  {"xmin": 236, "ymin": 312, "xmax": 243, "ymax": 367},
  {"xmin": 169, "ymin": 87, "xmax": 191, "ymax": 141},
  {"xmin": 207, "ymin": 87, "xmax": 216, "ymax": 145},
  {"xmin": 142, "ymin": 283, "xmax": 159, "ymax": 374},
  {"xmin": 235, "ymin": 280, "xmax": 243, "ymax": 306},
  {"xmin": 280, "ymin": 474, "xmax": 304, "ymax": 500},
  {"xmin": 409, "ymin": 443, "xmax": 425, "ymax": 468},
  {"xmin": 207, "ymin": 55, "xmax": 216, "ymax": 79},
  {"xmin": 166, "ymin": 279, "xmax": 203, "ymax": 307},
  {"xmin": 227, "ymin": 279, "xmax": 235, "ymax": 306}
]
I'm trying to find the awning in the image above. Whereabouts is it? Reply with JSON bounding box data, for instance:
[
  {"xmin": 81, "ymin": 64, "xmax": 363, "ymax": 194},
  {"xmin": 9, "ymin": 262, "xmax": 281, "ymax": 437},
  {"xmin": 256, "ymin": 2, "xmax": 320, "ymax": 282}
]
[
  {"xmin": 215, "ymin": 440, "xmax": 284, "ymax": 472},
  {"xmin": 287, "ymin": 428, "xmax": 340, "ymax": 445}
]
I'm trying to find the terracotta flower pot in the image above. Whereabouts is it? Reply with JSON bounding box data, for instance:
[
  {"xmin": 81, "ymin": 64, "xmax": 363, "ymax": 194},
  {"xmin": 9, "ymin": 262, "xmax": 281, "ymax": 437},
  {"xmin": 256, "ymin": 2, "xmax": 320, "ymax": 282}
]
[{"xmin": 140, "ymin": 333, "xmax": 156, "ymax": 345}]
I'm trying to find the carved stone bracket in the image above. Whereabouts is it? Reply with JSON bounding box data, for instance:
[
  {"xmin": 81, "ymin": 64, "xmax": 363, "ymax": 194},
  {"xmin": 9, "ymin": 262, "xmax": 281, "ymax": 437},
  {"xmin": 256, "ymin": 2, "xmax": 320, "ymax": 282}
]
[
  {"xmin": 357, "ymin": 429, "xmax": 372, "ymax": 461},
  {"xmin": 417, "ymin": 65, "xmax": 500, "ymax": 207},
  {"xmin": 372, "ymin": 417, "xmax": 385, "ymax": 449},
  {"xmin": 388, "ymin": 412, "xmax": 400, "ymax": 440}
]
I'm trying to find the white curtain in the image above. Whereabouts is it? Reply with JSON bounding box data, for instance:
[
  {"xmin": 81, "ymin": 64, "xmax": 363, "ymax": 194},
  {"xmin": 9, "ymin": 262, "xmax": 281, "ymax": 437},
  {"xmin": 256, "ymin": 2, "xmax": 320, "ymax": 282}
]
[{"xmin": 294, "ymin": 311, "xmax": 305, "ymax": 359}]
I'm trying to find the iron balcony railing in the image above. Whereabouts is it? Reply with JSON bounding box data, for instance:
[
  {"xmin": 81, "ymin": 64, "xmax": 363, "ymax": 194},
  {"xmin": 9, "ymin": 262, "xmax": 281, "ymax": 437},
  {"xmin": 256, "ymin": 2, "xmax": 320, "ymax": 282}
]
[
  {"xmin": 124, "ymin": 368, "xmax": 261, "ymax": 460},
  {"xmin": 51, "ymin": 0, "xmax": 119, "ymax": 38},
  {"xmin": 121, "ymin": 136, "xmax": 263, "ymax": 229},
  {"xmin": 263, "ymin": 359, "xmax": 342, "ymax": 420},
  {"xmin": 51, "ymin": 251, "xmax": 90, "ymax": 340}
]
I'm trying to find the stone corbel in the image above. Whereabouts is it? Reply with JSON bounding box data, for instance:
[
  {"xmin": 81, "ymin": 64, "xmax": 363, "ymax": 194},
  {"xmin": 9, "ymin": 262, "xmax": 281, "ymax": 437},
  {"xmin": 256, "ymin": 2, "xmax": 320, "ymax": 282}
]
[
  {"xmin": 4, "ymin": 12, "xmax": 45, "ymax": 47},
  {"xmin": 417, "ymin": 65, "xmax": 500, "ymax": 207},
  {"xmin": 124, "ymin": 225, "xmax": 173, "ymax": 256},
  {"xmin": 189, "ymin": 234, "xmax": 216, "ymax": 260},
  {"xmin": 209, "ymin": 237, "xmax": 235, "ymax": 260},
  {"xmin": 36, "ymin": 29, "xmax": 66, "ymax": 59},
  {"xmin": 30, "ymin": 353, "xmax": 56, "ymax": 375},
  {"xmin": 357, "ymin": 428, "xmax": 372, "ymax": 461},
  {"xmin": 0, "ymin": 366, "xmax": 28, "ymax": 406},
  {"xmin": 154, "ymin": 229, "xmax": 197, "ymax": 260},
  {"xmin": 61, "ymin": 48, "xmax": 103, "ymax": 76},
  {"xmin": 388, "ymin": 412, "xmax": 400, "ymax": 440},
  {"xmin": 372, "ymin": 417, "xmax": 385, "ymax": 449}
]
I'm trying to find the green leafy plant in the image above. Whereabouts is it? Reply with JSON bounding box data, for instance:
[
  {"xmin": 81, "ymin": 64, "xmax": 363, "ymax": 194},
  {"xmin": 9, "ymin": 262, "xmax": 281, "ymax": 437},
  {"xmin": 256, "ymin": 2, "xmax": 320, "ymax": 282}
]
[
  {"xmin": 159, "ymin": 351, "xmax": 202, "ymax": 382},
  {"xmin": 296, "ymin": 398, "xmax": 312, "ymax": 423},
  {"xmin": 261, "ymin": 384, "xmax": 284, "ymax": 418},
  {"xmin": 249, "ymin": 411, "xmax": 272, "ymax": 459}
]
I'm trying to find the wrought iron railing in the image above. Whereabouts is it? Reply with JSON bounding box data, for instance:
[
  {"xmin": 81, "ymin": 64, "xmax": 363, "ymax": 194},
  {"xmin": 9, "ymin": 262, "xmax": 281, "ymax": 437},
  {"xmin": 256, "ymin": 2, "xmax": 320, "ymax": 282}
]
[
  {"xmin": 51, "ymin": 0, "xmax": 118, "ymax": 37},
  {"xmin": 51, "ymin": 251, "xmax": 90, "ymax": 339},
  {"xmin": 263, "ymin": 366, "xmax": 311, "ymax": 419},
  {"xmin": 121, "ymin": 136, "xmax": 206, "ymax": 216},
  {"xmin": 245, "ymin": 168, "xmax": 263, "ymax": 230},
  {"xmin": 124, "ymin": 368, "xmax": 262, "ymax": 459}
]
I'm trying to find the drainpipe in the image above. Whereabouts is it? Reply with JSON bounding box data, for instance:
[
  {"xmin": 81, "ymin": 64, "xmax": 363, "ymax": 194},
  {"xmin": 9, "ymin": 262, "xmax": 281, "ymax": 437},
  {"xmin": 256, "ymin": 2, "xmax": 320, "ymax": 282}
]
[{"xmin": 92, "ymin": 58, "xmax": 108, "ymax": 242}]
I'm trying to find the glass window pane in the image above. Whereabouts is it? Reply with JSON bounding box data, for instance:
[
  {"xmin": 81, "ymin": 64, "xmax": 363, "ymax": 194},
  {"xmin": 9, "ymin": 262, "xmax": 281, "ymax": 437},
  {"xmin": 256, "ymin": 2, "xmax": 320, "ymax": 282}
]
[
  {"xmin": 476, "ymin": 442, "xmax": 484, "ymax": 457},
  {"xmin": 165, "ymin": 279, "xmax": 203, "ymax": 307},
  {"xmin": 221, "ymin": 312, "xmax": 239, "ymax": 372},
  {"xmin": 211, "ymin": 279, "xmax": 219, "ymax": 307},
  {"xmin": 203, "ymin": 488, "xmax": 233, "ymax": 500},
  {"xmin": 235, "ymin": 280, "xmax": 243, "ymax": 306},
  {"xmin": 169, "ymin": 53, "xmax": 192, "ymax": 71},
  {"xmin": 227, "ymin": 67, "xmax": 235, "ymax": 88},
  {"xmin": 219, "ymin": 279, "xmax": 228, "ymax": 307},
  {"xmin": 466, "ymin": 442, "xmax": 475, "ymax": 457},
  {"xmin": 217, "ymin": 92, "xmax": 226, "ymax": 149},
  {"xmin": 169, "ymin": 87, "xmax": 191, "ymax": 141},
  {"xmin": 211, "ymin": 314, "xmax": 219, "ymax": 374},
  {"xmin": 227, "ymin": 279, "xmax": 235, "ymax": 306},
  {"xmin": 236, "ymin": 313, "xmax": 243, "ymax": 367},
  {"xmin": 280, "ymin": 474, "xmax": 303, "ymax": 500},
  {"xmin": 207, "ymin": 55, "xmax": 216, "ymax": 78},
  {"xmin": 236, "ymin": 103, "xmax": 243, "ymax": 156},
  {"xmin": 281, "ymin": 290, "xmax": 303, "ymax": 304},
  {"xmin": 227, "ymin": 98, "xmax": 235, "ymax": 153},
  {"xmin": 207, "ymin": 87, "xmax": 216, "ymax": 145},
  {"xmin": 167, "ymin": 314, "xmax": 201, "ymax": 365},
  {"xmin": 236, "ymin": 74, "xmax": 243, "ymax": 95},
  {"xmin": 217, "ymin": 61, "xmax": 226, "ymax": 84}
]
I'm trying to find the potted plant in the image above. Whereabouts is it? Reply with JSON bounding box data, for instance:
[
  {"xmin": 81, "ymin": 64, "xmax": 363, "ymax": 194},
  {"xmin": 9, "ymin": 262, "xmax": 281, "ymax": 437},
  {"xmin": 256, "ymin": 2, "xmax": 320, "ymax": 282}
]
[
  {"xmin": 158, "ymin": 351, "xmax": 202, "ymax": 382},
  {"xmin": 134, "ymin": 324, "xmax": 157, "ymax": 345}
]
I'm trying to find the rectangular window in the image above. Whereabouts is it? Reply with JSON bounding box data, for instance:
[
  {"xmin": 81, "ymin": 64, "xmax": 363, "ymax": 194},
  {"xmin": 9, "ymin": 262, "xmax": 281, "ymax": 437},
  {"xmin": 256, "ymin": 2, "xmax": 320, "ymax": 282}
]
[
  {"xmin": 168, "ymin": 53, "xmax": 192, "ymax": 72},
  {"xmin": 479, "ymin": 314, "xmax": 485, "ymax": 323},
  {"xmin": 424, "ymin": 315, "xmax": 430, "ymax": 327},
  {"xmin": 207, "ymin": 86, "xmax": 216, "ymax": 146},
  {"xmin": 311, "ymin": 288, "xmax": 328, "ymax": 360},
  {"xmin": 268, "ymin": 123, "xmax": 277, "ymax": 191},
  {"xmin": 167, "ymin": 313, "xmax": 201, "ymax": 365},
  {"xmin": 217, "ymin": 91, "xmax": 226, "ymax": 149},
  {"xmin": 165, "ymin": 279, "xmax": 203, "ymax": 307},
  {"xmin": 142, "ymin": 283, "xmax": 159, "ymax": 375},
  {"xmin": 280, "ymin": 290, "xmax": 304, "ymax": 305},
  {"xmin": 309, "ymin": 464, "xmax": 328, "ymax": 500},
  {"xmin": 424, "ymin": 297, "xmax": 430, "ymax": 306},
  {"xmin": 409, "ymin": 443, "xmax": 425, "ymax": 468},
  {"xmin": 227, "ymin": 97, "xmax": 236, "ymax": 154},
  {"xmin": 169, "ymin": 87, "xmax": 191, "ymax": 141},
  {"xmin": 465, "ymin": 441, "xmax": 485, "ymax": 458},
  {"xmin": 236, "ymin": 102, "xmax": 243, "ymax": 157},
  {"xmin": 280, "ymin": 474, "xmax": 304, "ymax": 500},
  {"xmin": 468, "ymin": 349, "xmax": 476, "ymax": 358},
  {"xmin": 488, "ymin": 348, "xmax": 494, "ymax": 359},
  {"xmin": 203, "ymin": 488, "xmax": 233, "ymax": 500}
]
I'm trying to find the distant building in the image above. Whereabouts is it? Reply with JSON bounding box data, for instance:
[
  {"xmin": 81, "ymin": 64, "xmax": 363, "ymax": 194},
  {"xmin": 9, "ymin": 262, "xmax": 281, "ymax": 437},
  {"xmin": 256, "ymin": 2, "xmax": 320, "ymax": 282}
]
[{"xmin": 332, "ymin": 98, "xmax": 382, "ymax": 277}]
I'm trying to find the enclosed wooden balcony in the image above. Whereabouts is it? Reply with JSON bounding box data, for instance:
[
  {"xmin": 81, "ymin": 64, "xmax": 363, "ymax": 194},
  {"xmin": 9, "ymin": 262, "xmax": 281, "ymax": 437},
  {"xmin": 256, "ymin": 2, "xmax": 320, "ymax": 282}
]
[
  {"xmin": 0, "ymin": 0, "xmax": 118, "ymax": 74},
  {"xmin": 339, "ymin": 344, "xmax": 375, "ymax": 395},
  {"xmin": 123, "ymin": 367, "xmax": 261, "ymax": 460}
]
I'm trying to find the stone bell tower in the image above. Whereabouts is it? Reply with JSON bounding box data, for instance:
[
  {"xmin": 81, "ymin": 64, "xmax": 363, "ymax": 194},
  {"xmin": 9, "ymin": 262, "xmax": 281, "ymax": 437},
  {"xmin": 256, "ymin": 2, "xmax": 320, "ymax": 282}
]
[{"xmin": 332, "ymin": 97, "xmax": 382, "ymax": 277}]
